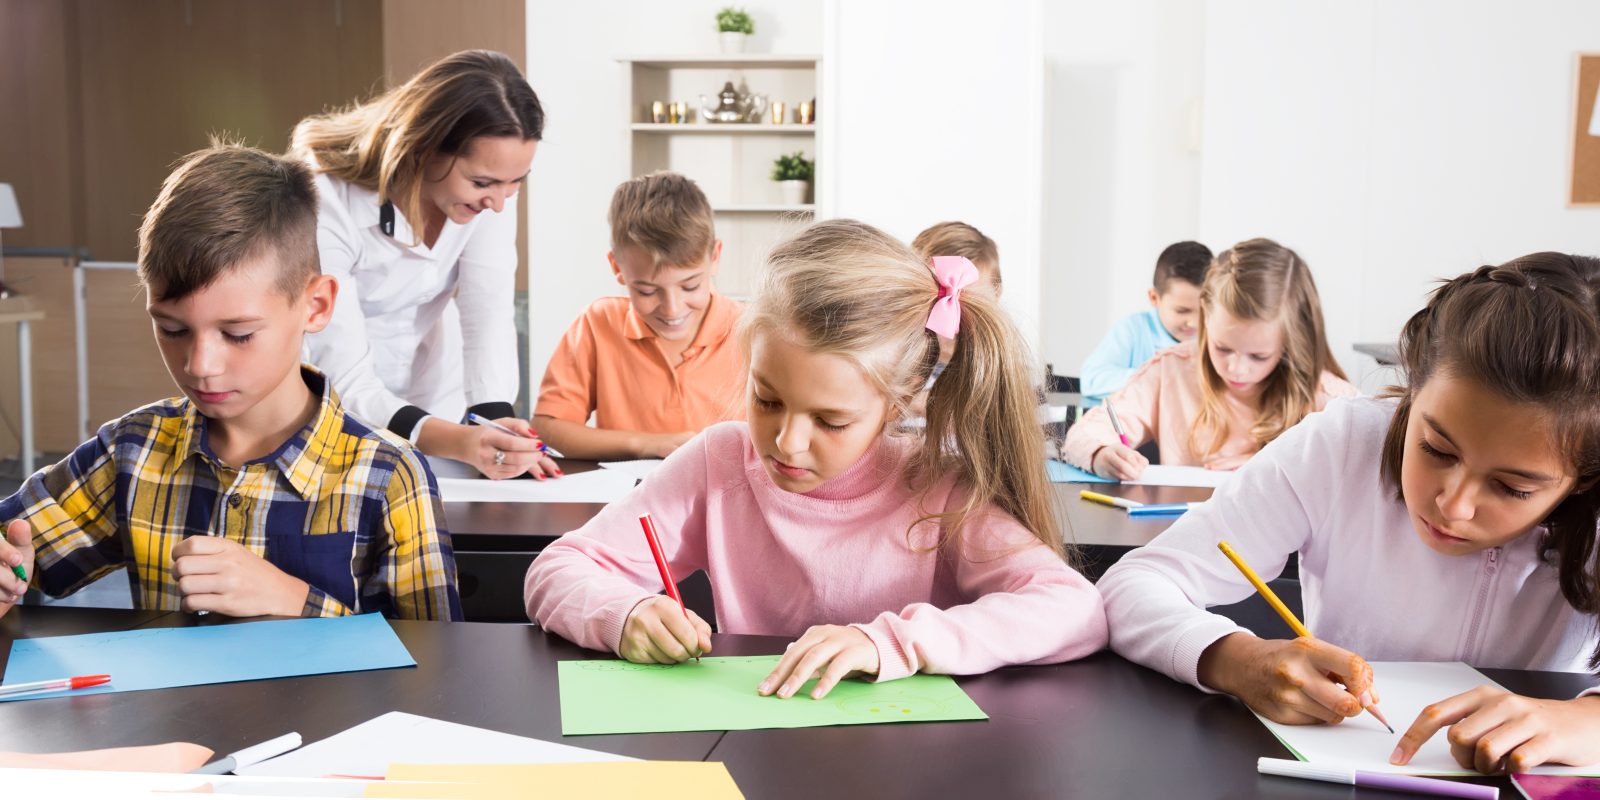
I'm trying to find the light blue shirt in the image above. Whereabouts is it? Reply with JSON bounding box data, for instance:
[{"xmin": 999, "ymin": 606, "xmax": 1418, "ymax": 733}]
[{"xmin": 1079, "ymin": 308, "xmax": 1179, "ymax": 407}]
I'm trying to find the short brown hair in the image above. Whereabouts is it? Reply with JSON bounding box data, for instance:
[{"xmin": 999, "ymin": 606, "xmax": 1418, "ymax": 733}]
[
  {"xmin": 1377, "ymin": 252, "xmax": 1600, "ymax": 666},
  {"xmin": 608, "ymin": 171, "xmax": 716, "ymax": 270},
  {"xmin": 911, "ymin": 221, "xmax": 1000, "ymax": 288},
  {"xmin": 1153, "ymin": 240, "xmax": 1212, "ymax": 292},
  {"xmin": 138, "ymin": 143, "xmax": 320, "ymax": 302}
]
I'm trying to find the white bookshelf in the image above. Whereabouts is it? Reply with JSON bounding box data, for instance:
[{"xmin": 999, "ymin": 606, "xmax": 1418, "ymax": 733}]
[{"xmin": 619, "ymin": 55, "xmax": 821, "ymax": 298}]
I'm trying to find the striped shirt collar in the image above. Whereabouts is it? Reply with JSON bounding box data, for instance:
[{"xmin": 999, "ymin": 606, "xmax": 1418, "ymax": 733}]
[{"xmin": 169, "ymin": 365, "xmax": 338, "ymax": 501}]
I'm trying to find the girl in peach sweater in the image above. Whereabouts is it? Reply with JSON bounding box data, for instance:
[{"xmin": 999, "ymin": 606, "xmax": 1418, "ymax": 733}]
[{"xmin": 1063, "ymin": 238, "xmax": 1357, "ymax": 479}]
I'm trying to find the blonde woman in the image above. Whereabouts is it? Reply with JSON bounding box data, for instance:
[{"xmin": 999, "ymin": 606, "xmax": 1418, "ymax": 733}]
[
  {"xmin": 1063, "ymin": 238, "xmax": 1357, "ymax": 479},
  {"xmin": 292, "ymin": 49, "xmax": 555, "ymax": 480}
]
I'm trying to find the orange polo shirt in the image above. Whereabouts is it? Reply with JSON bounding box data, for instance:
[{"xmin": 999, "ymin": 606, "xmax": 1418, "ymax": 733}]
[{"xmin": 536, "ymin": 294, "xmax": 747, "ymax": 433}]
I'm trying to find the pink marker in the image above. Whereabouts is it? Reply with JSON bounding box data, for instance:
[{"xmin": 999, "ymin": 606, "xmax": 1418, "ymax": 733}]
[{"xmin": 1105, "ymin": 400, "xmax": 1132, "ymax": 447}]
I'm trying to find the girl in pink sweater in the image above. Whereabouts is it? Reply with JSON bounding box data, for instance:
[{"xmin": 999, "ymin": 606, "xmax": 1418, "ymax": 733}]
[
  {"xmin": 1099, "ymin": 253, "xmax": 1600, "ymax": 773},
  {"xmin": 1063, "ymin": 238, "xmax": 1356, "ymax": 478},
  {"xmin": 526, "ymin": 219, "xmax": 1107, "ymax": 700}
]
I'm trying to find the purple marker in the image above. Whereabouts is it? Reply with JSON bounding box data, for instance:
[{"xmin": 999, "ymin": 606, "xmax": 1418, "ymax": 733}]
[{"xmin": 1257, "ymin": 758, "xmax": 1498, "ymax": 800}]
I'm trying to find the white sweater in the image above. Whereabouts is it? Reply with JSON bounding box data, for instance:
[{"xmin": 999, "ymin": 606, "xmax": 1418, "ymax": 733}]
[{"xmin": 1099, "ymin": 396, "xmax": 1597, "ymax": 691}]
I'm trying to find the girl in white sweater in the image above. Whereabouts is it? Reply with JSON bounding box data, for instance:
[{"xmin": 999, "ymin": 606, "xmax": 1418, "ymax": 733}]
[{"xmin": 1098, "ymin": 252, "xmax": 1600, "ymax": 774}]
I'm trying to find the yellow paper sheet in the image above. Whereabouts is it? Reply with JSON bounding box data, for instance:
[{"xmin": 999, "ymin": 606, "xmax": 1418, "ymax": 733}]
[
  {"xmin": 365, "ymin": 762, "xmax": 744, "ymax": 799},
  {"xmin": 0, "ymin": 742, "xmax": 213, "ymax": 773}
]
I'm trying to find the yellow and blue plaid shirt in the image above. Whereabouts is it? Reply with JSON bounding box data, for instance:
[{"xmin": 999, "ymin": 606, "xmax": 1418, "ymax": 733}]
[{"xmin": 1, "ymin": 367, "xmax": 461, "ymax": 620}]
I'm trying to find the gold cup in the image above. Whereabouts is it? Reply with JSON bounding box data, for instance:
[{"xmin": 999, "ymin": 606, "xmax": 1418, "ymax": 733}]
[
  {"xmin": 797, "ymin": 100, "xmax": 815, "ymax": 125},
  {"xmin": 771, "ymin": 102, "xmax": 786, "ymax": 125},
  {"xmin": 650, "ymin": 101, "xmax": 667, "ymax": 124},
  {"xmin": 667, "ymin": 102, "xmax": 682, "ymax": 124}
]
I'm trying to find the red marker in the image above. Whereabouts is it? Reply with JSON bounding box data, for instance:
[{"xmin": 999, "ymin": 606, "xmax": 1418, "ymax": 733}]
[
  {"xmin": 0, "ymin": 673, "xmax": 110, "ymax": 699},
  {"xmin": 639, "ymin": 513, "xmax": 700, "ymax": 661}
]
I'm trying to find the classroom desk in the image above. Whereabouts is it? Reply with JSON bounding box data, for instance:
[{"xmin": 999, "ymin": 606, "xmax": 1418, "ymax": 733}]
[
  {"xmin": 1, "ymin": 606, "xmax": 1584, "ymax": 799},
  {"xmin": 0, "ymin": 609, "xmax": 721, "ymax": 762}
]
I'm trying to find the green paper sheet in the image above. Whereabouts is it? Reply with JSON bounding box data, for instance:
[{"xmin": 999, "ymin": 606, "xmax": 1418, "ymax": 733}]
[{"xmin": 557, "ymin": 656, "xmax": 988, "ymax": 735}]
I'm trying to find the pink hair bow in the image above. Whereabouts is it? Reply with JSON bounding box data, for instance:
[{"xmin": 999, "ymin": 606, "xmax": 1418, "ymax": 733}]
[{"xmin": 925, "ymin": 256, "xmax": 979, "ymax": 338}]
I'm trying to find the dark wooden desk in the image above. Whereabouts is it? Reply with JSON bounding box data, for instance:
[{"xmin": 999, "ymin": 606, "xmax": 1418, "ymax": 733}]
[
  {"xmin": 0, "ymin": 609, "xmax": 720, "ymax": 762},
  {"xmin": 0, "ymin": 607, "xmax": 1576, "ymax": 799}
]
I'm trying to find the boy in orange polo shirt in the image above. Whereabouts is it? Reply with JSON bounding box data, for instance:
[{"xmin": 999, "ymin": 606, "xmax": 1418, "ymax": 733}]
[{"xmin": 534, "ymin": 172, "xmax": 745, "ymax": 460}]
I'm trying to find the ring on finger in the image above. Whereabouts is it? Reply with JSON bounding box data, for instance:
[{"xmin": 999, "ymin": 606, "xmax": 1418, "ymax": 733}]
[{"xmin": 493, "ymin": 449, "xmax": 506, "ymax": 466}]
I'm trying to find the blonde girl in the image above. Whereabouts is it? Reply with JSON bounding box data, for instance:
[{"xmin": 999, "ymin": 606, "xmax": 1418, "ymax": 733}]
[
  {"xmin": 526, "ymin": 219, "xmax": 1107, "ymax": 699},
  {"xmin": 292, "ymin": 50, "xmax": 556, "ymax": 481},
  {"xmin": 1063, "ymin": 238, "xmax": 1357, "ymax": 478}
]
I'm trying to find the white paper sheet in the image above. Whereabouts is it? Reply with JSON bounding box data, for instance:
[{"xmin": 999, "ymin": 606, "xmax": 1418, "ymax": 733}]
[
  {"xmin": 1256, "ymin": 661, "xmax": 1600, "ymax": 776},
  {"xmin": 436, "ymin": 469, "xmax": 638, "ymax": 504},
  {"xmin": 238, "ymin": 712, "xmax": 633, "ymax": 780},
  {"xmin": 0, "ymin": 766, "xmax": 377, "ymax": 796},
  {"xmin": 599, "ymin": 459, "xmax": 664, "ymax": 481},
  {"xmin": 1125, "ymin": 464, "xmax": 1233, "ymax": 489}
]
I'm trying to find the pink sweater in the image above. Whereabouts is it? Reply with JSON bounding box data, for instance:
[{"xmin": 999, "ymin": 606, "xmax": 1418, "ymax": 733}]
[
  {"xmin": 1062, "ymin": 341, "xmax": 1358, "ymax": 469},
  {"xmin": 525, "ymin": 422, "xmax": 1108, "ymax": 681}
]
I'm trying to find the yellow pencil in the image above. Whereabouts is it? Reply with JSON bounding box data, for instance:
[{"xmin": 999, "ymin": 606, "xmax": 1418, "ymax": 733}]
[
  {"xmin": 1216, "ymin": 540, "xmax": 1393, "ymax": 734},
  {"xmin": 1079, "ymin": 490, "xmax": 1144, "ymax": 511}
]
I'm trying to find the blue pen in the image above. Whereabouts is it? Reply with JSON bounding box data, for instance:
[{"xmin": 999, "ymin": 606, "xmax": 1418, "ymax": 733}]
[
  {"xmin": 466, "ymin": 413, "xmax": 565, "ymax": 459},
  {"xmin": 1127, "ymin": 502, "xmax": 1200, "ymax": 517}
]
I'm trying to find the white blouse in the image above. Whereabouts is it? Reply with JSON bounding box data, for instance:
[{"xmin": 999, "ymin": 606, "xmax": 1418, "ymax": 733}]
[{"xmin": 303, "ymin": 171, "xmax": 521, "ymax": 438}]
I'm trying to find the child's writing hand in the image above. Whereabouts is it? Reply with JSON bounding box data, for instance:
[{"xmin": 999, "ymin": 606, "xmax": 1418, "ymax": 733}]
[
  {"xmin": 758, "ymin": 625, "xmax": 880, "ymax": 700},
  {"xmin": 1391, "ymin": 687, "xmax": 1600, "ymax": 774},
  {"xmin": 1198, "ymin": 632, "xmax": 1377, "ymax": 725},
  {"xmin": 619, "ymin": 595, "xmax": 713, "ymax": 664},
  {"xmin": 171, "ymin": 536, "xmax": 311, "ymax": 617},
  {"xmin": 1091, "ymin": 444, "xmax": 1148, "ymax": 480},
  {"xmin": 0, "ymin": 520, "xmax": 35, "ymax": 608},
  {"xmin": 470, "ymin": 418, "xmax": 561, "ymax": 481}
]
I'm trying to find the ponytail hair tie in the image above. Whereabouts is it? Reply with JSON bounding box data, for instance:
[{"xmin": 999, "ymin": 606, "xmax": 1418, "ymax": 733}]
[{"xmin": 926, "ymin": 256, "xmax": 979, "ymax": 338}]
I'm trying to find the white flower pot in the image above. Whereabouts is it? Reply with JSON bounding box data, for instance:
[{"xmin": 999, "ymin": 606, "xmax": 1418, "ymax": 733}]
[
  {"xmin": 778, "ymin": 180, "xmax": 808, "ymax": 206},
  {"xmin": 719, "ymin": 31, "xmax": 748, "ymax": 54}
]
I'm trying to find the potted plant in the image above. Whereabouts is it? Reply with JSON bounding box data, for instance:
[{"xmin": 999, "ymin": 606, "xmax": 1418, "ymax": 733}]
[
  {"xmin": 771, "ymin": 151, "xmax": 814, "ymax": 205},
  {"xmin": 716, "ymin": 7, "xmax": 754, "ymax": 54}
]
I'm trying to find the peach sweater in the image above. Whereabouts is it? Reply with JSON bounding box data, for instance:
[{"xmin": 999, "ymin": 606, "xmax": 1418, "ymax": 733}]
[{"xmin": 1062, "ymin": 341, "xmax": 1358, "ymax": 470}]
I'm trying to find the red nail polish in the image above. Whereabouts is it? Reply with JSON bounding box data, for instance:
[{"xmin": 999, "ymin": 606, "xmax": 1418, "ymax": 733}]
[{"xmin": 535, "ymin": 474, "xmax": 545, "ymax": 481}]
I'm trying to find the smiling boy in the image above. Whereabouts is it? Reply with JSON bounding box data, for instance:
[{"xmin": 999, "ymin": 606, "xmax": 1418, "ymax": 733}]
[
  {"xmin": 0, "ymin": 144, "xmax": 460, "ymax": 620},
  {"xmin": 534, "ymin": 172, "xmax": 745, "ymax": 460}
]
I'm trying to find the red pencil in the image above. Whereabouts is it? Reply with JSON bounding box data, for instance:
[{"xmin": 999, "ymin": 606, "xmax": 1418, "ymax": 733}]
[{"xmin": 639, "ymin": 513, "xmax": 698, "ymax": 661}]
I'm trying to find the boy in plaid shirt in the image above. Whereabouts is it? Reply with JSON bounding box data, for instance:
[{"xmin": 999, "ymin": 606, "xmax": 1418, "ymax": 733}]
[{"xmin": 0, "ymin": 144, "xmax": 460, "ymax": 620}]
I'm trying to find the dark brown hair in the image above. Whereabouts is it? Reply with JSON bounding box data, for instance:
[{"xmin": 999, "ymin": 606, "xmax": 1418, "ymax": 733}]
[
  {"xmin": 1190, "ymin": 238, "xmax": 1347, "ymax": 458},
  {"xmin": 138, "ymin": 143, "xmax": 319, "ymax": 302},
  {"xmin": 291, "ymin": 50, "xmax": 543, "ymax": 246},
  {"xmin": 608, "ymin": 171, "xmax": 716, "ymax": 271},
  {"xmin": 911, "ymin": 221, "xmax": 1001, "ymax": 290},
  {"xmin": 1378, "ymin": 252, "xmax": 1600, "ymax": 667},
  {"xmin": 1153, "ymin": 240, "xmax": 1212, "ymax": 292}
]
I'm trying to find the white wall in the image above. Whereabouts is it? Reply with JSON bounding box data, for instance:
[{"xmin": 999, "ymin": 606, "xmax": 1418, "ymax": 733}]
[
  {"xmin": 524, "ymin": 1, "xmax": 823, "ymax": 402},
  {"xmin": 822, "ymin": 0, "xmax": 1046, "ymax": 350},
  {"xmin": 1039, "ymin": 0, "xmax": 1206, "ymax": 378},
  {"xmin": 1200, "ymin": 0, "xmax": 1600, "ymax": 392}
]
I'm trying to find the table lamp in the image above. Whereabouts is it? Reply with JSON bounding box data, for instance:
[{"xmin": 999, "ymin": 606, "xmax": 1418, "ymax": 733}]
[{"xmin": 0, "ymin": 184, "xmax": 20, "ymax": 298}]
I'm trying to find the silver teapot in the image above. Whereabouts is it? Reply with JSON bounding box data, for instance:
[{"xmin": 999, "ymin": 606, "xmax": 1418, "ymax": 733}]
[{"xmin": 699, "ymin": 81, "xmax": 768, "ymax": 123}]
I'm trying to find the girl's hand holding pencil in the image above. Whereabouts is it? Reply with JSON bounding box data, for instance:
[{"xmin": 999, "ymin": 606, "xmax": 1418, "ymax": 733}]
[
  {"xmin": 1198, "ymin": 632, "xmax": 1381, "ymax": 726},
  {"xmin": 619, "ymin": 595, "xmax": 713, "ymax": 664}
]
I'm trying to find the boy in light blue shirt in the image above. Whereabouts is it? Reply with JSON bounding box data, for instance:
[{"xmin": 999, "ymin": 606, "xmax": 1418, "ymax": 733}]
[{"xmin": 1079, "ymin": 241, "xmax": 1212, "ymax": 407}]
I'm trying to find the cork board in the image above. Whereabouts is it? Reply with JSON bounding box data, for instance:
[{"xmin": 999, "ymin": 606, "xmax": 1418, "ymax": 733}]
[{"xmin": 1571, "ymin": 54, "xmax": 1600, "ymax": 205}]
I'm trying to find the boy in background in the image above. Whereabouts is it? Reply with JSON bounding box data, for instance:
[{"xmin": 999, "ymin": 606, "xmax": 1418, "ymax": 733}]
[{"xmin": 1079, "ymin": 241, "xmax": 1212, "ymax": 408}]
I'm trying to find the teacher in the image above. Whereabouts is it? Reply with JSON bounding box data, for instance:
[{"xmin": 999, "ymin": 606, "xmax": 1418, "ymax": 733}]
[{"xmin": 291, "ymin": 50, "xmax": 555, "ymax": 480}]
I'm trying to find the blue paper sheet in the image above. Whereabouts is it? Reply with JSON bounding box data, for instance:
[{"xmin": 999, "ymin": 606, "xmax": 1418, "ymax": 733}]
[
  {"xmin": 1, "ymin": 614, "xmax": 415, "ymax": 701},
  {"xmin": 1047, "ymin": 459, "xmax": 1115, "ymax": 484}
]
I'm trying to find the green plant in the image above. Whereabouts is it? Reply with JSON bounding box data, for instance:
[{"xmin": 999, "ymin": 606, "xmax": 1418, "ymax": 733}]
[
  {"xmin": 771, "ymin": 151, "xmax": 814, "ymax": 182},
  {"xmin": 716, "ymin": 7, "xmax": 754, "ymax": 34}
]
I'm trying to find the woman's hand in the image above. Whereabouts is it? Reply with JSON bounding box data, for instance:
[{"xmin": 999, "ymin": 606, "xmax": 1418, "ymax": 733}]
[
  {"xmin": 1090, "ymin": 444, "xmax": 1148, "ymax": 480},
  {"xmin": 758, "ymin": 625, "xmax": 881, "ymax": 700},
  {"xmin": 1392, "ymin": 687, "xmax": 1600, "ymax": 773},
  {"xmin": 466, "ymin": 418, "xmax": 561, "ymax": 480},
  {"xmin": 1198, "ymin": 632, "xmax": 1378, "ymax": 725}
]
